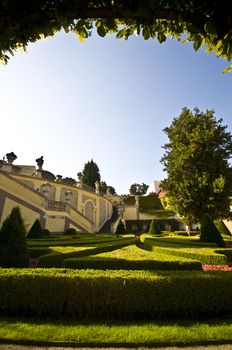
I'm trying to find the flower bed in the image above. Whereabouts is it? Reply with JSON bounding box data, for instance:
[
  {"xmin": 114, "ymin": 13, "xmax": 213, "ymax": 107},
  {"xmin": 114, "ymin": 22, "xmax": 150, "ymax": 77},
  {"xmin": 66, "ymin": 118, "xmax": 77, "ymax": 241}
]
[{"xmin": 202, "ymin": 265, "xmax": 232, "ymax": 271}]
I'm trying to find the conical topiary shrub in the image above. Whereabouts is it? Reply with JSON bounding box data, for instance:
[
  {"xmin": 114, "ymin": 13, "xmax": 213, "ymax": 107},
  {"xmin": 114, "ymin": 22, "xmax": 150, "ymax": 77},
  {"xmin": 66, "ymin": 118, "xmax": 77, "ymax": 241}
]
[
  {"xmin": 27, "ymin": 218, "xmax": 42, "ymax": 239},
  {"xmin": 200, "ymin": 214, "xmax": 225, "ymax": 247},
  {"xmin": 0, "ymin": 206, "xmax": 29, "ymax": 267},
  {"xmin": 214, "ymin": 220, "xmax": 231, "ymax": 236},
  {"xmin": 149, "ymin": 219, "xmax": 161, "ymax": 234},
  {"xmin": 115, "ymin": 219, "xmax": 126, "ymax": 235}
]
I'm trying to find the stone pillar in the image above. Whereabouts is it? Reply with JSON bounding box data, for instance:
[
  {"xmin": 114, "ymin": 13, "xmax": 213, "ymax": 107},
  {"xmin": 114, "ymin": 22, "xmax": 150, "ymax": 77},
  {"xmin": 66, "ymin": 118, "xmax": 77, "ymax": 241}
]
[{"xmin": 135, "ymin": 195, "xmax": 139, "ymax": 220}]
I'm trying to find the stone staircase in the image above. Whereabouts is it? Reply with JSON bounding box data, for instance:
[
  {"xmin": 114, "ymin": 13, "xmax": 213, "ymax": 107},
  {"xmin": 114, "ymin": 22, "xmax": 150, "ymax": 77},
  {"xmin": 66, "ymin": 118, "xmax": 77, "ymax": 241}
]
[{"xmin": 98, "ymin": 206, "xmax": 119, "ymax": 233}]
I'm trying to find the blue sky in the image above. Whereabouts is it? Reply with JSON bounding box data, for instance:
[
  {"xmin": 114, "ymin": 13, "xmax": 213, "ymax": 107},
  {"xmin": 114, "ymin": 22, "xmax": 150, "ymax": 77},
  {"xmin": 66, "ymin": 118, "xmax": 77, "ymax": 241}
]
[{"xmin": 0, "ymin": 31, "xmax": 231, "ymax": 194}]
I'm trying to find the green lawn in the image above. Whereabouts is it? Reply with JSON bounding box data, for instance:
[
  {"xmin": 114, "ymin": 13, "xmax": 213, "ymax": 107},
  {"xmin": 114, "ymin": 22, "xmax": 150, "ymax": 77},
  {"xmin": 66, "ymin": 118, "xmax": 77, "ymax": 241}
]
[{"xmin": 0, "ymin": 316, "xmax": 232, "ymax": 344}]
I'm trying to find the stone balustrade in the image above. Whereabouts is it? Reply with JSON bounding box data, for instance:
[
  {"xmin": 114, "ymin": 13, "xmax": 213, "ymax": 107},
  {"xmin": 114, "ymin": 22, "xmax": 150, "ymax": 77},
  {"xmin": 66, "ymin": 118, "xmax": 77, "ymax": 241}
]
[{"xmin": 46, "ymin": 200, "xmax": 68, "ymax": 212}]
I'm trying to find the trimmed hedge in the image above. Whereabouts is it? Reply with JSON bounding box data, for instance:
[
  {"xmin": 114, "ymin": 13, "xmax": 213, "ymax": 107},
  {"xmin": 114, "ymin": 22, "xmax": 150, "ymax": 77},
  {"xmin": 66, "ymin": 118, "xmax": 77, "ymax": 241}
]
[
  {"xmin": 144, "ymin": 239, "xmax": 229, "ymax": 265},
  {"xmin": 143, "ymin": 236, "xmax": 216, "ymax": 247},
  {"xmin": 38, "ymin": 238, "xmax": 138, "ymax": 267},
  {"xmin": 27, "ymin": 236, "xmax": 119, "ymax": 248},
  {"xmin": 64, "ymin": 255, "xmax": 202, "ymax": 270},
  {"xmin": 28, "ymin": 247, "xmax": 54, "ymax": 258},
  {"xmin": 126, "ymin": 219, "xmax": 178, "ymax": 233},
  {"xmin": 0, "ymin": 269, "xmax": 232, "ymax": 320},
  {"xmin": 65, "ymin": 228, "xmax": 77, "ymax": 235}
]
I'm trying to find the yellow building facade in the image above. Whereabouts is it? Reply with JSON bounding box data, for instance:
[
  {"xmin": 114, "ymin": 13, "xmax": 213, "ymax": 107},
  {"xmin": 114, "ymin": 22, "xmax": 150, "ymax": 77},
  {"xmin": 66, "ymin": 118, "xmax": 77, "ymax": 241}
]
[{"xmin": 0, "ymin": 155, "xmax": 113, "ymax": 234}]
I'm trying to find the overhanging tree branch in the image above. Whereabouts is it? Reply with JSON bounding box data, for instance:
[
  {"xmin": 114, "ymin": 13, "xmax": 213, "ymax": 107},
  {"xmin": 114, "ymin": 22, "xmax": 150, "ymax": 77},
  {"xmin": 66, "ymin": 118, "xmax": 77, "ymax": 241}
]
[{"xmin": 0, "ymin": 1, "xmax": 231, "ymax": 70}]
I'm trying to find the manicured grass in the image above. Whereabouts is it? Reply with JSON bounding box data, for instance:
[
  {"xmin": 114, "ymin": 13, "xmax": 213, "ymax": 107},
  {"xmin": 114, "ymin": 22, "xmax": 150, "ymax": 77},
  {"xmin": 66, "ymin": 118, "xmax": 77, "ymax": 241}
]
[
  {"xmin": 0, "ymin": 315, "xmax": 232, "ymax": 344},
  {"xmin": 37, "ymin": 237, "xmax": 138, "ymax": 267},
  {"xmin": 65, "ymin": 245, "xmax": 201, "ymax": 270}
]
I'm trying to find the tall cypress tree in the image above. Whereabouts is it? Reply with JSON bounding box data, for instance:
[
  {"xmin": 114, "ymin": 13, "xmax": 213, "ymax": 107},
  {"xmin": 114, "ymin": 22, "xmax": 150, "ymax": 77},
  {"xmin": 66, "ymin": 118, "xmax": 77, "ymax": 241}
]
[
  {"xmin": 0, "ymin": 207, "xmax": 29, "ymax": 267},
  {"xmin": 81, "ymin": 159, "xmax": 101, "ymax": 188}
]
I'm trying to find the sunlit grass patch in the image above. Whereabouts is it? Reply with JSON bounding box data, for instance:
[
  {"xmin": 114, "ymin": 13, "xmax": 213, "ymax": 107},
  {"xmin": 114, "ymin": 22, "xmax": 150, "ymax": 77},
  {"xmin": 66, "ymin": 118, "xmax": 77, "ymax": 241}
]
[{"xmin": 0, "ymin": 316, "xmax": 232, "ymax": 344}]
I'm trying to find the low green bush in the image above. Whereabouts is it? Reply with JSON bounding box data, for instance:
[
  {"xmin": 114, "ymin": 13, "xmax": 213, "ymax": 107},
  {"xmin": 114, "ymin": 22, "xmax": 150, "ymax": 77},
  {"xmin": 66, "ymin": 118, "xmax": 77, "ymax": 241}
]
[
  {"xmin": 125, "ymin": 219, "xmax": 178, "ymax": 232},
  {"xmin": 27, "ymin": 219, "xmax": 42, "ymax": 239},
  {"xmin": 65, "ymin": 228, "xmax": 77, "ymax": 235},
  {"xmin": 41, "ymin": 229, "xmax": 50, "ymax": 236},
  {"xmin": 0, "ymin": 269, "xmax": 232, "ymax": 320},
  {"xmin": 142, "ymin": 236, "xmax": 216, "ymax": 247},
  {"xmin": 38, "ymin": 238, "xmax": 138, "ymax": 267},
  {"xmin": 64, "ymin": 256, "xmax": 201, "ymax": 270},
  {"xmin": 149, "ymin": 219, "xmax": 161, "ymax": 235},
  {"xmin": 215, "ymin": 249, "xmax": 232, "ymax": 262},
  {"xmin": 27, "ymin": 236, "xmax": 120, "ymax": 248},
  {"xmin": 115, "ymin": 220, "xmax": 126, "ymax": 235}
]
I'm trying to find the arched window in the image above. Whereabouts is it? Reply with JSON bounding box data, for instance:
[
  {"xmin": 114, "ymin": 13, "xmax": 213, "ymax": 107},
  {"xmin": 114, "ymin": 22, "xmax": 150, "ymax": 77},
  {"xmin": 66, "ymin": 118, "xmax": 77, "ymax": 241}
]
[{"xmin": 85, "ymin": 201, "xmax": 94, "ymax": 222}]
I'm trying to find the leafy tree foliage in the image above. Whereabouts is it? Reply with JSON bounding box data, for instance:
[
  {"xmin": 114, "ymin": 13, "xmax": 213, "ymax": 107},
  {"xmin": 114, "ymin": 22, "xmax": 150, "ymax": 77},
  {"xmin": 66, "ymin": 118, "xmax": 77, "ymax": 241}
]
[
  {"xmin": 81, "ymin": 159, "xmax": 101, "ymax": 188},
  {"xmin": 27, "ymin": 218, "xmax": 42, "ymax": 239},
  {"xmin": 107, "ymin": 186, "xmax": 116, "ymax": 195},
  {"xmin": 129, "ymin": 183, "xmax": 149, "ymax": 195},
  {"xmin": 100, "ymin": 181, "xmax": 116, "ymax": 195},
  {"xmin": 100, "ymin": 181, "xmax": 108, "ymax": 193},
  {"xmin": 0, "ymin": 207, "xmax": 28, "ymax": 267},
  {"xmin": 200, "ymin": 213, "xmax": 225, "ymax": 247},
  {"xmin": 0, "ymin": 1, "xmax": 231, "ymax": 72},
  {"xmin": 161, "ymin": 107, "xmax": 232, "ymax": 223}
]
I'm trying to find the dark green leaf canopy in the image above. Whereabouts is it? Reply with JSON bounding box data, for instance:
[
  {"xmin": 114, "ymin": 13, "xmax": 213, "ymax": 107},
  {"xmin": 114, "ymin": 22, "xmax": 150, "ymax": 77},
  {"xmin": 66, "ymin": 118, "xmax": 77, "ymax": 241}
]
[
  {"xmin": 81, "ymin": 159, "xmax": 101, "ymax": 188},
  {"xmin": 0, "ymin": 1, "xmax": 231, "ymax": 71}
]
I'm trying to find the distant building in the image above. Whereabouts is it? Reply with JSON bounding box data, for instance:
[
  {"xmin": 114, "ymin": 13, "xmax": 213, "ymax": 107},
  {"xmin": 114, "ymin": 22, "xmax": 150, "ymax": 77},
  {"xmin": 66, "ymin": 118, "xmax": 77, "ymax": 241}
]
[{"xmin": 146, "ymin": 181, "xmax": 161, "ymax": 195}]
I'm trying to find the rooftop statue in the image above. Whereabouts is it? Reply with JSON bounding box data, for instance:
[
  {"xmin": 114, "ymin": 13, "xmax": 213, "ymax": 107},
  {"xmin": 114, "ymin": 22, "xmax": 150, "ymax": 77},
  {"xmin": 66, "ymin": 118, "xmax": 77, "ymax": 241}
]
[
  {"xmin": 36, "ymin": 156, "xmax": 44, "ymax": 170},
  {"xmin": 6, "ymin": 152, "xmax": 17, "ymax": 164}
]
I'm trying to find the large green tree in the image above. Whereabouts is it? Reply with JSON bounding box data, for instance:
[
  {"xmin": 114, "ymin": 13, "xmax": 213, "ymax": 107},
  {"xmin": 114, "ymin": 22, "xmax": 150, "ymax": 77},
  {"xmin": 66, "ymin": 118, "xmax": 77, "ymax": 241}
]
[
  {"xmin": 0, "ymin": 1, "xmax": 231, "ymax": 72},
  {"xmin": 161, "ymin": 107, "xmax": 232, "ymax": 223},
  {"xmin": 129, "ymin": 183, "xmax": 149, "ymax": 195},
  {"xmin": 81, "ymin": 159, "xmax": 101, "ymax": 188}
]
